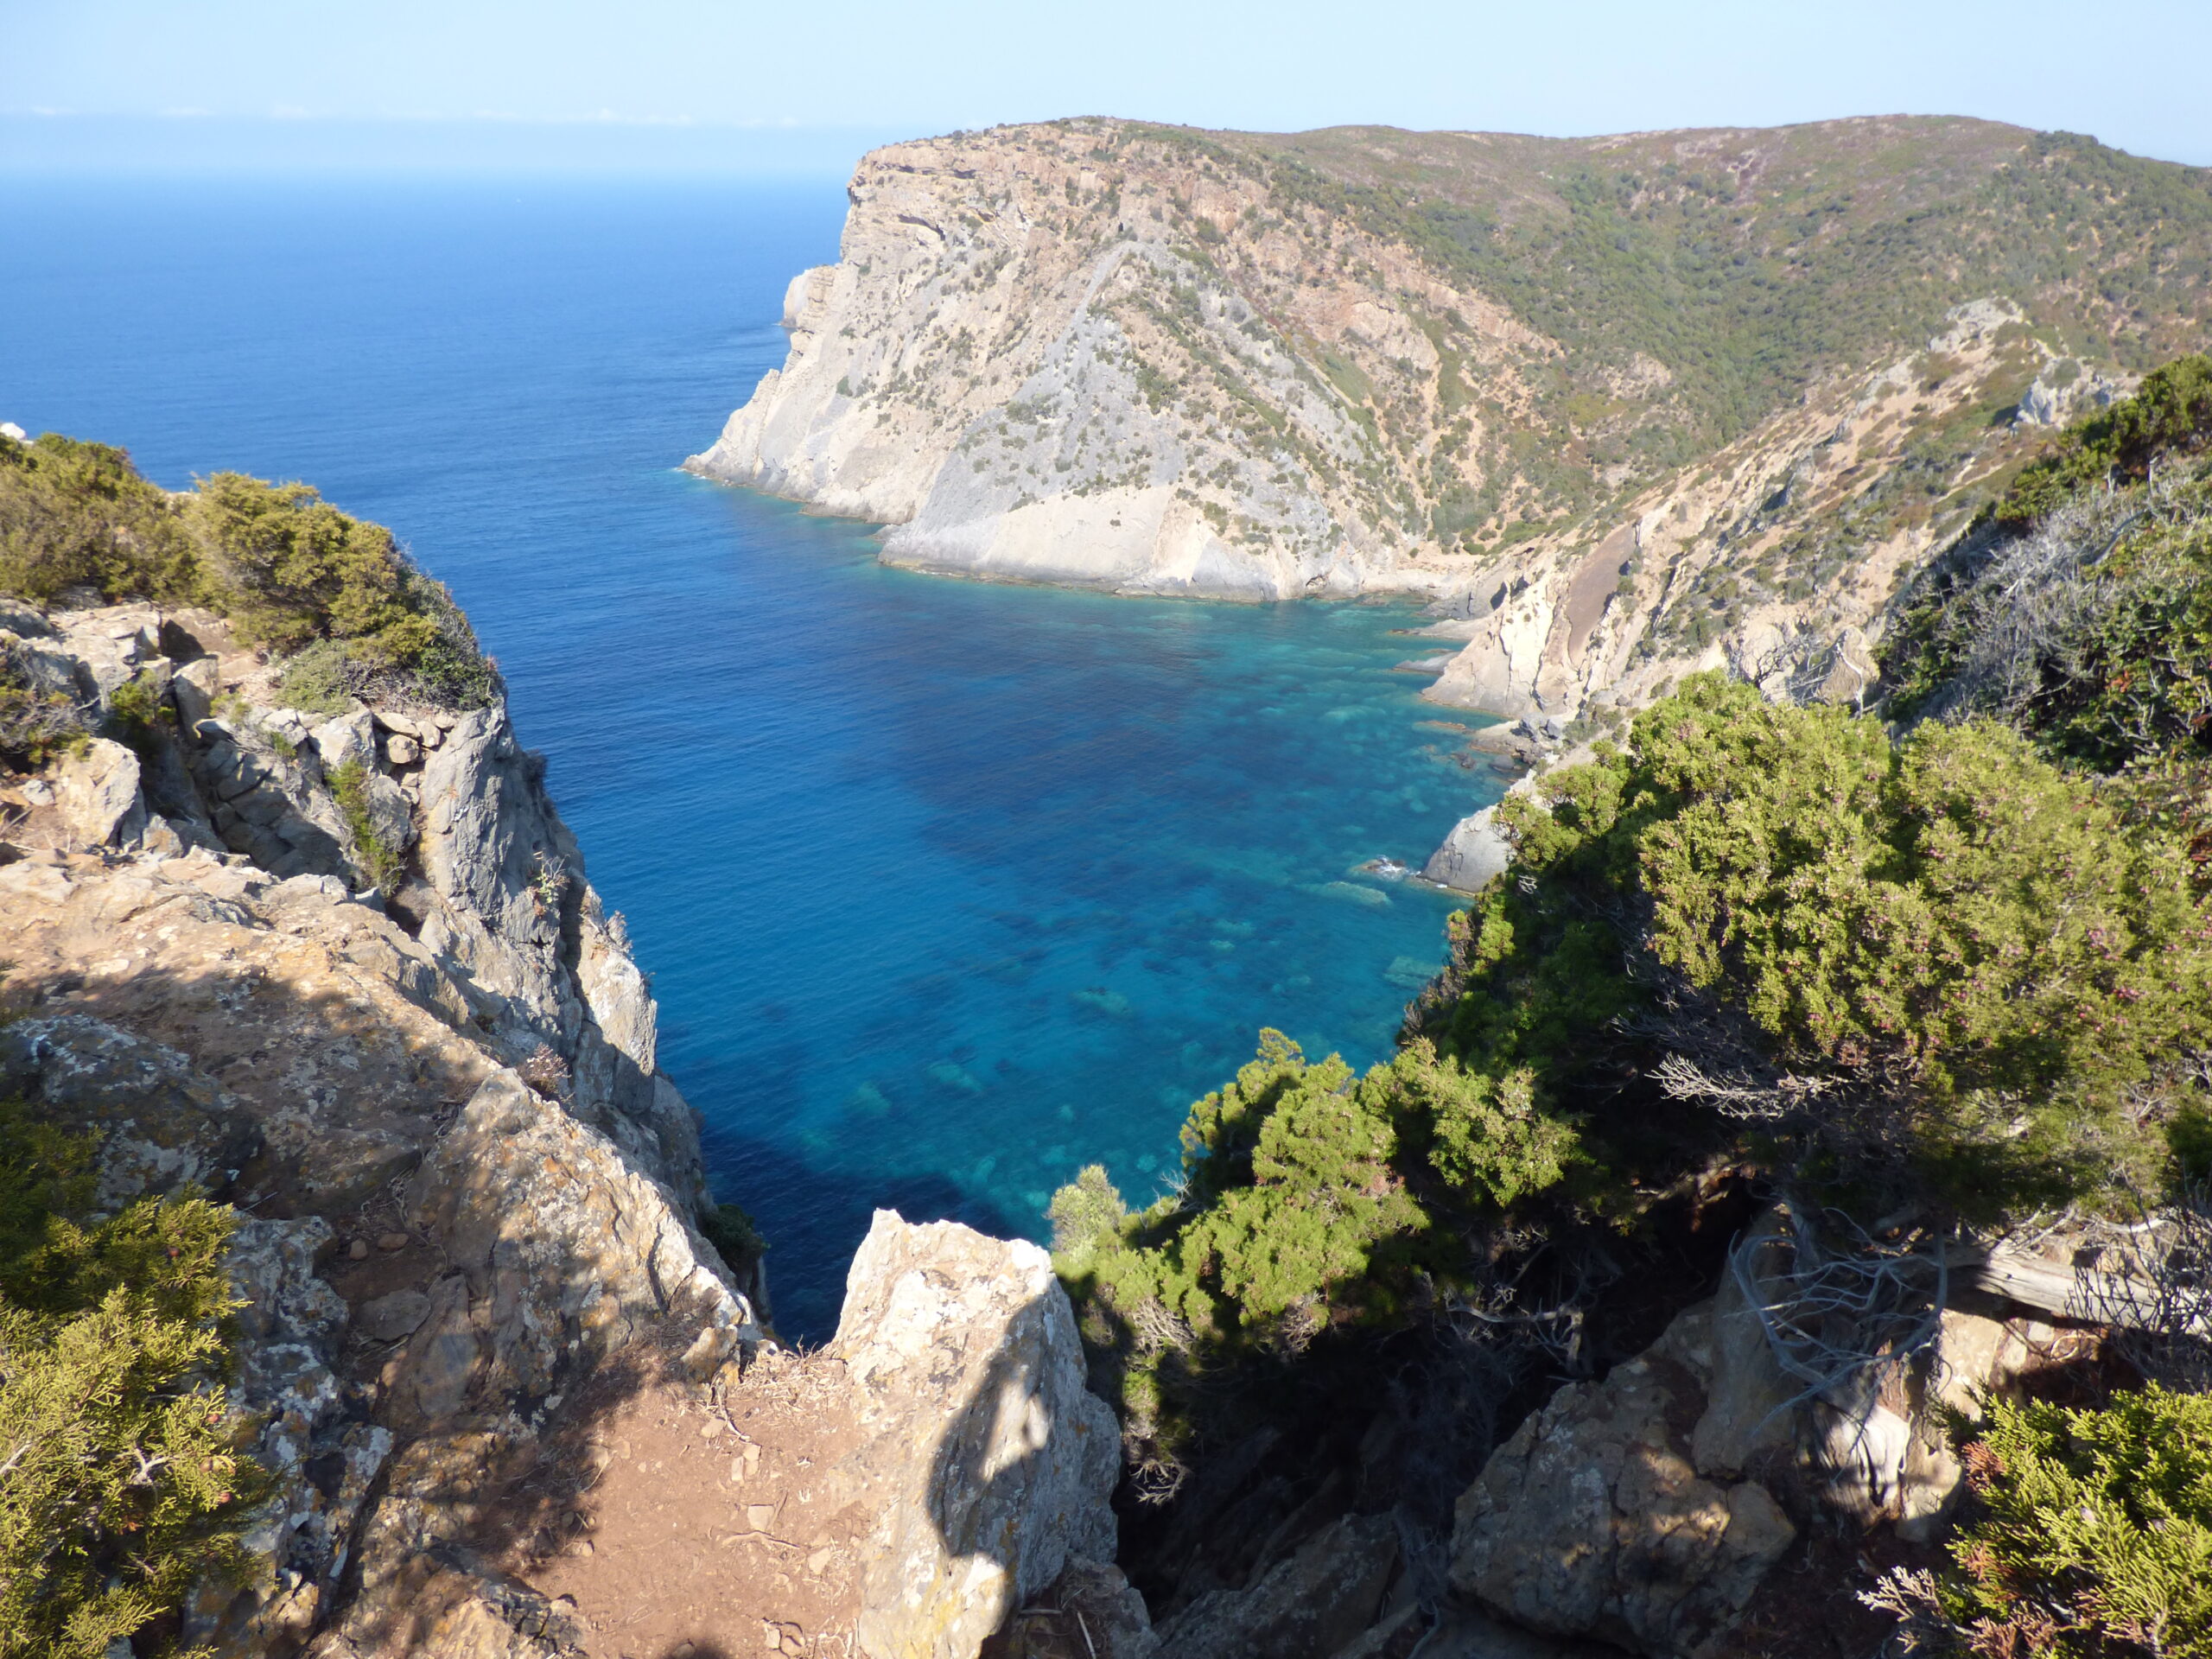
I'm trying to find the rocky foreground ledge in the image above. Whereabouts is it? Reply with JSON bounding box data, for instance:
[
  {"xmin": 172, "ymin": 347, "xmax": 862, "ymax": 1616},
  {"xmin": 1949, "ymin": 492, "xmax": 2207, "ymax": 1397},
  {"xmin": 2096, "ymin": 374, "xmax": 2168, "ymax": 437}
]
[{"xmin": 0, "ymin": 598, "xmax": 1137, "ymax": 1659}]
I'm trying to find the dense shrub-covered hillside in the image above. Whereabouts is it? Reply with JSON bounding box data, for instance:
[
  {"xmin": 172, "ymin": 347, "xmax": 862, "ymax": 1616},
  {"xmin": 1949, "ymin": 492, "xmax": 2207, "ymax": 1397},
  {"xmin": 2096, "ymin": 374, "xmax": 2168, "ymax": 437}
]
[
  {"xmin": 1062, "ymin": 353, "xmax": 2212, "ymax": 1650},
  {"xmin": 1056, "ymin": 673, "xmax": 2212, "ymax": 1471}
]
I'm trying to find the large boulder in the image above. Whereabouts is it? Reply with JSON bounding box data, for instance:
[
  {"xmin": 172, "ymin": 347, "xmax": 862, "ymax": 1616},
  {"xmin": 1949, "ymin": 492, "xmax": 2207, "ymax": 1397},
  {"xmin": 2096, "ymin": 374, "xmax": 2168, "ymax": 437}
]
[
  {"xmin": 1153, "ymin": 1511, "xmax": 1396, "ymax": 1659},
  {"xmin": 832, "ymin": 1211, "xmax": 1120, "ymax": 1659},
  {"xmin": 55, "ymin": 735, "xmax": 147, "ymax": 847},
  {"xmin": 1450, "ymin": 1301, "xmax": 1796, "ymax": 1657},
  {"xmin": 1422, "ymin": 804, "xmax": 1511, "ymax": 894}
]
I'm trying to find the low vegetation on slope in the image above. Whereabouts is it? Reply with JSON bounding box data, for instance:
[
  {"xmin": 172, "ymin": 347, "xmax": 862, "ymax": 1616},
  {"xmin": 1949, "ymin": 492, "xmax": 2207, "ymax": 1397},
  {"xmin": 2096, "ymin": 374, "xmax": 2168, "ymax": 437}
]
[
  {"xmin": 0, "ymin": 1098, "xmax": 257, "ymax": 1659},
  {"xmin": 0, "ymin": 430, "xmax": 495, "ymax": 709},
  {"xmin": 1055, "ymin": 676, "xmax": 2212, "ymax": 1464},
  {"xmin": 1885, "ymin": 354, "xmax": 2212, "ymax": 769},
  {"xmin": 1232, "ymin": 123, "xmax": 2212, "ymax": 493}
]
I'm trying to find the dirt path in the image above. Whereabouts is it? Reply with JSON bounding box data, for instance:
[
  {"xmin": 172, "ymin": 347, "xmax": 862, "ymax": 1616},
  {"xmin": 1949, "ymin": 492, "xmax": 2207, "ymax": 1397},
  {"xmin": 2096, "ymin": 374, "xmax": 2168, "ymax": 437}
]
[{"xmin": 511, "ymin": 1349, "xmax": 872, "ymax": 1659}]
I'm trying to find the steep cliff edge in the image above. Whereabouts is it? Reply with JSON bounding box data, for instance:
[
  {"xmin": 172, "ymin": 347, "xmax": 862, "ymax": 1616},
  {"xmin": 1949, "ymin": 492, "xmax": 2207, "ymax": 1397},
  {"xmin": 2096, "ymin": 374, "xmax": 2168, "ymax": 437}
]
[
  {"xmin": 690, "ymin": 116, "xmax": 2211, "ymax": 710},
  {"xmin": 1, "ymin": 575, "xmax": 1120, "ymax": 1655}
]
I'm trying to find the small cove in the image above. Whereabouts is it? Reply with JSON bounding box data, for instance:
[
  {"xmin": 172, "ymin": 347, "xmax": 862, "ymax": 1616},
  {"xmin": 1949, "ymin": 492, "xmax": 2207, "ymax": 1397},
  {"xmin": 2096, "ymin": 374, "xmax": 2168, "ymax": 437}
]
[{"xmin": 0, "ymin": 176, "xmax": 1503, "ymax": 1335}]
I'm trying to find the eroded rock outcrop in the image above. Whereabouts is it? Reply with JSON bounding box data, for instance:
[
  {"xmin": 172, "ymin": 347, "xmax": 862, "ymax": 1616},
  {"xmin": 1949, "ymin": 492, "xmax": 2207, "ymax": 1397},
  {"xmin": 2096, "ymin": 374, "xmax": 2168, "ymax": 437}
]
[
  {"xmin": 833, "ymin": 1212, "xmax": 1122, "ymax": 1659},
  {"xmin": 0, "ymin": 599, "xmax": 763, "ymax": 1656},
  {"xmin": 0, "ymin": 605, "xmax": 1146, "ymax": 1657}
]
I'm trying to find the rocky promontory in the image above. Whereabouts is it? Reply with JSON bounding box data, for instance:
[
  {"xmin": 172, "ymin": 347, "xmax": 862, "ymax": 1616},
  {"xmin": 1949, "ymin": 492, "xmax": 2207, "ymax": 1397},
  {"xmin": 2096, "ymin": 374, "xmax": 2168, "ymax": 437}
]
[{"xmin": 691, "ymin": 117, "xmax": 2209, "ymax": 721}]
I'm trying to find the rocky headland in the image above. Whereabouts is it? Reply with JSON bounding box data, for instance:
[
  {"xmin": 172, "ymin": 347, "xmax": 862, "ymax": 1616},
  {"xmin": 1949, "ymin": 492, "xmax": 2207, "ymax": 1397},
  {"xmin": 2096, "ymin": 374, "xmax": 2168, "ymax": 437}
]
[{"xmin": 690, "ymin": 116, "xmax": 2208, "ymax": 725}]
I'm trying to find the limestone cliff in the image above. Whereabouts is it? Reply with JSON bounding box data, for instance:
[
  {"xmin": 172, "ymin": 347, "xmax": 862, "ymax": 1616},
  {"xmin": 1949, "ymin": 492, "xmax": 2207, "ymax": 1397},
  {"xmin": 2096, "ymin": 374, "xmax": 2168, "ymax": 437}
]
[
  {"xmin": 690, "ymin": 117, "xmax": 2209, "ymax": 711},
  {"xmin": 0, "ymin": 599, "xmax": 1122, "ymax": 1659}
]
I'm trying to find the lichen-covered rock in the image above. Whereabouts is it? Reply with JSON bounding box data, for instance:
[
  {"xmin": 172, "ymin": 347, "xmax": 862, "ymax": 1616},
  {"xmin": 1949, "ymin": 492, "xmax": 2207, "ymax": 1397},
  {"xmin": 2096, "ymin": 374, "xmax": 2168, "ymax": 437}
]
[
  {"xmin": 194, "ymin": 1217, "xmax": 392, "ymax": 1656},
  {"xmin": 1449, "ymin": 1304, "xmax": 1796, "ymax": 1658},
  {"xmin": 392, "ymin": 1069, "xmax": 760, "ymax": 1430},
  {"xmin": 831, "ymin": 1211, "xmax": 1119, "ymax": 1659},
  {"xmin": 55, "ymin": 735, "xmax": 147, "ymax": 846},
  {"xmin": 0, "ymin": 1014, "xmax": 263, "ymax": 1210}
]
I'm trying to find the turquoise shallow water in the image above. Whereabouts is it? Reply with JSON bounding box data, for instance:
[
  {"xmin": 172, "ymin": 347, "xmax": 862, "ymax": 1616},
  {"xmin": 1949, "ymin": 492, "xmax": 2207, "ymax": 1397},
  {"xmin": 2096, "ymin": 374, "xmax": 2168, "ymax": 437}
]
[{"xmin": 0, "ymin": 178, "xmax": 1500, "ymax": 1335}]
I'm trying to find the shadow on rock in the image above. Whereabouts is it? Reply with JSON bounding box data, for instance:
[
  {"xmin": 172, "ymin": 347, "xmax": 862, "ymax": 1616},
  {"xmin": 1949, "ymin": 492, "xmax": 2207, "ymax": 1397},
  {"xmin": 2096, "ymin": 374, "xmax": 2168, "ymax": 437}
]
[
  {"xmin": 815, "ymin": 1211, "xmax": 1137, "ymax": 1659},
  {"xmin": 0, "ymin": 955, "xmax": 761, "ymax": 1659}
]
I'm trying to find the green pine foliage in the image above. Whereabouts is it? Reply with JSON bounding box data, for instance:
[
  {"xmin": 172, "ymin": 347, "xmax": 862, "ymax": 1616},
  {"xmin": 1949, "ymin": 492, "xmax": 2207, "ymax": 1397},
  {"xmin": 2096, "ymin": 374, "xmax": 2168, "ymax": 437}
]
[
  {"xmin": 0, "ymin": 1099, "xmax": 260, "ymax": 1658},
  {"xmin": 1991, "ymin": 353, "xmax": 2212, "ymax": 531},
  {"xmin": 1936, "ymin": 1388, "xmax": 2212, "ymax": 1658},
  {"xmin": 1050, "ymin": 1031, "xmax": 1573, "ymax": 1461},
  {"xmin": 1054, "ymin": 675, "xmax": 2212, "ymax": 1463},
  {"xmin": 0, "ymin": 435, "xmax": 200, "ymax": 607},
  {"xmin": 0, "ymin": 429, "xmax": 496, "ymax": 710},
  {"xmin": 1427, "ymin": 674, "xmax": 2212, "ymax": 1214}
]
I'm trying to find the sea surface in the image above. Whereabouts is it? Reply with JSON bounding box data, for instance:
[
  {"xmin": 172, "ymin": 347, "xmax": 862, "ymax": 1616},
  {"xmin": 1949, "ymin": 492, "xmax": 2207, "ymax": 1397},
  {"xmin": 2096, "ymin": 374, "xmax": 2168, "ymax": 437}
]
[{"xmin": 1, "ymin": 177, "xmax": 1502, "ymax": 1335}]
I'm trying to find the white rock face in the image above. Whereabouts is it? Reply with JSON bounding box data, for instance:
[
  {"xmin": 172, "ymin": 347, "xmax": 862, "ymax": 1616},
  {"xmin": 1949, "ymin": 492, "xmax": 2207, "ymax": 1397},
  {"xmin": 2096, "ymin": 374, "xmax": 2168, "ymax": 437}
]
[
  {"xmin": 1422, "ymin": 803, "xmax": 1512, "ymax": 894},
  {"xmin": 687, "ymin": 130, "xmax": 1460, "ymax": 601},
  {"xmin": 55, "ymin": 736, "xmax": 147, "ymax": 846},
  {"xmin": 831, "ymin": 1211, "xmax": 1120, "ymax": 1659}
]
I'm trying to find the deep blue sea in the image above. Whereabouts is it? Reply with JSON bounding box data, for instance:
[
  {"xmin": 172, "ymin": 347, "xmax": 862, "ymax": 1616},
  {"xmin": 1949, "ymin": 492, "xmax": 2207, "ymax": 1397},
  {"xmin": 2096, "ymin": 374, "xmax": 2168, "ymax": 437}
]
[{"xmin": 1, "ymin": 177, "xmax": 1499, "ymax": 1335}]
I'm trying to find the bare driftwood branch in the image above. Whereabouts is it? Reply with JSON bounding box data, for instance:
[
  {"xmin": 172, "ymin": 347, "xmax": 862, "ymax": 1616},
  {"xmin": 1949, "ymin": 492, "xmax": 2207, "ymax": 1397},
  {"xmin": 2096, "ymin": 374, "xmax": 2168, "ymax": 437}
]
[
  {"xmin": 1732, "ymin": 1205, "xmax": 1945, "ymax": 1418},
  {"xmin": 1941, "ymin": 1234, "xmax": 2208, "ymax": 1340}
]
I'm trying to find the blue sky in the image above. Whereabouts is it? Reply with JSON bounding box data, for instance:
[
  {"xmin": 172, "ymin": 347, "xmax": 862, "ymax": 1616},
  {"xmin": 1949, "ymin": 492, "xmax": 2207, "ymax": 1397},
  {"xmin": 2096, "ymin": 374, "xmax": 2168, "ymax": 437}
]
[{"xmin": 5, "ymin": 0, "xmax": 2211, "ymax": 173}]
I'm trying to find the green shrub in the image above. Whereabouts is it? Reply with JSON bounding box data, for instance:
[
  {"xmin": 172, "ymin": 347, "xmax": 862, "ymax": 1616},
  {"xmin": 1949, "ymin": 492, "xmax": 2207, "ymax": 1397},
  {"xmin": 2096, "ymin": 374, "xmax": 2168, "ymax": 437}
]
[
  {"xmin": 329, "ymin": 760, "xmax": 402, "ymax": 893},
  {"xmin": 0, "ymin": 642, "xmax": 86, "ymax": 772},
  {"xmin": 0, "ymin": 434, "xmax": 201, "ymax": 607},
  {"xmin": 698, "ymin": 1203, "xmax": 766, "ymax": 1274},
  {"xmin": 188, "ymin": 473, "xmax": 496, "ymax": 709},
  {"xmin": 1052, "ymin": 1030, "xmax": 1575, "ymax": 1465},
  {"xmin": 1885, "ymin": 465, "xmax": 2212, "ymax": 771},
  {"xmin": 0, "ymin": 1098, "xmax": 260, "ymax": 1658},
  {"xmin": 274, "ymin": 639, "xmax": 357, "ymax": 720},
  {"xmin": 1930, "ymin": 1388, "xmax": 2212, "ymax": 1657},
  {"xmin": 0, "ymin": 434, "xmax": 496, "ymax": 711},
  {"xmin": 1058, "ymin": 676, "xmax": 2212, "ymax": 1466},
  {"xmin": 1422, "ymin": 673, "xmax": 2212, "ymax": 1216},
  {"xmin": 1993, "ymin": 354, "xmax": 2212, "ymax": 532}
]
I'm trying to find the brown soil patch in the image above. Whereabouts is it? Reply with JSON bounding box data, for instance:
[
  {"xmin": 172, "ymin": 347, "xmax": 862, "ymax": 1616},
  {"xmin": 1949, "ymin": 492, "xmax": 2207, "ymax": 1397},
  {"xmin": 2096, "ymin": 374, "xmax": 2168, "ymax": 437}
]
[{"xmin": 512, "ymin": 1348, "xmax": 872, "ymax": 1659}]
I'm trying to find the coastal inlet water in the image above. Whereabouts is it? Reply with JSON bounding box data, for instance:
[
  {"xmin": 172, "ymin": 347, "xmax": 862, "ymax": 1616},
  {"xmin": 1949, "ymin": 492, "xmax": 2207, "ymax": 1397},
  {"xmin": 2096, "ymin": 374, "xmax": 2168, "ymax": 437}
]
[{"xmin": 1, "ymin": 178, "xmax": 1502, "ymax": 1336}]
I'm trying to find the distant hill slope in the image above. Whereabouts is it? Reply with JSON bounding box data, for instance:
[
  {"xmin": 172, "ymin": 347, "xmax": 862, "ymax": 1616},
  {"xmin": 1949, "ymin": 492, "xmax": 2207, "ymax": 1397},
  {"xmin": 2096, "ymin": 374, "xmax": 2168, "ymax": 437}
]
[{"xmin": 689, "ymin": 115, "xmax": 2212, "ymax": 716}]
